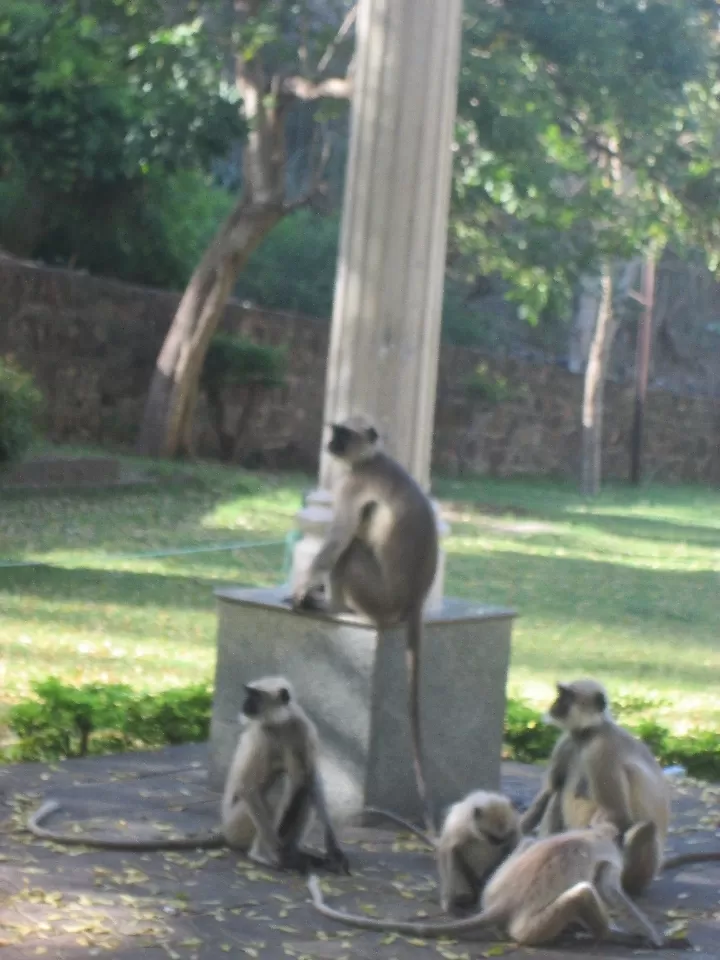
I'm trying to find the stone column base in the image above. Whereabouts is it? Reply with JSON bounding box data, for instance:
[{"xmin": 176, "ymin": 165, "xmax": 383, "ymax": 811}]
[{"xmin": 209, "ymin": 586, "xmax": 515, "ymax": 824}]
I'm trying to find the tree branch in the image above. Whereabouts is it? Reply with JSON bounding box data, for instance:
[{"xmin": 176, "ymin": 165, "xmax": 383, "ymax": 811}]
[
  {"xmin": 317, "ymin": 4, "xmax": 357, "ymax": 74},
  {"xmin": 282, "ymin": 136, "xmax": 332, "ymax": 214},
  {"xmin": 281, "ymin": 74, "xmax": 353, "ymax": 101}
]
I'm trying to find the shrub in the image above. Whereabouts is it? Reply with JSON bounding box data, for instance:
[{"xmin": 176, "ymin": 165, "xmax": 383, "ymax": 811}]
[
  {"xmin": 4, "ymin": 680, "xmax": 720, "ymax": 784},
  {"xmin": 4, "ymin": 680, "xmax": 211, "ymax": 762},
  {"xmin": 0, "ymin": 358, "xmax": 43, "ymax": 466},
  {"xmin": 33, "ymin": 170, "xmax": 234, "ymax": 290},
  {"xmin": 235, "ymin": 209, "xmax": 341, "ymax": 317},
  {"xmin": 503, "ymin": 697, "xmax": 560, "ymax": 762},
  {"xmin": 201, "ymin": 334, "xmax": 287, "ymax": 461},
  {"xmin": 123, "ymin": 685, "xmax": 213, "ymax": 747},
  {"xmin": 463, "ymin": 362, "xmax": 514, "ymax": 405}
]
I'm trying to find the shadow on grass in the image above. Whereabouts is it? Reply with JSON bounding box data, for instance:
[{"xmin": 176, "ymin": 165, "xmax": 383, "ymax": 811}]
[
  {"xmin": 0, "ymin": 564, "xmax": 269, "ymax": 616},
  {"xmin": 3, "ymin": 543, "xmax": 715, "ymax": 642},
  {"xmin": 0, "ymin": 476, "xmax": 303, "ymax": 558},
  {"xmin": 446, "ymin": 548, "xmax": 717, "ymax": 636},
  {"xmin": 433, "ymin": 476, "xmax": 720, "ymax": 549}
]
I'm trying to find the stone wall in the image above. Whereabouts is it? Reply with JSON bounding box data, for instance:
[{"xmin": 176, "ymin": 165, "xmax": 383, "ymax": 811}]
[{"xmin": 0, "ymin": 257, "xmax": 718, "ymax": 484}]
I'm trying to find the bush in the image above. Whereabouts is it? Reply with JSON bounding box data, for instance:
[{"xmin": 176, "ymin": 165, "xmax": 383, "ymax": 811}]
[
  {"xmin": 4, "ymin": 679, "xmax": 211, "ymax": 762},
  {"xmin": 235, "ymin": 209, "xmax": 341, "ymax": 317},
  {"xmin": 0, "ymin": 358, "xmax": 43, "ymax": 466},
  {"xmin": 503, "ymin": 698, "xmax": 560, "ymax": 762},
  {"xmin": 201, "ymin": 334, "xmax": 287, "ymax": 461},
  {"xmin": 463, "ymin": 362, "xmax": 514, "ymax": 405},
  {"xmin": 504, "ymin": 696, "xmax": 720, "ymax": 782},
  {"xmin": 4, "ymin": 680, "xmax": 720, "ymax": 783},
  {"xmin": 32, "ymin": 170, "xmax": 234, "ymax": 290}
]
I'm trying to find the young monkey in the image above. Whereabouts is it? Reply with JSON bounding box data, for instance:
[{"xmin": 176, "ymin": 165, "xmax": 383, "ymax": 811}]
[
  {"xmin": 28, "ymin": 677, "xmax": 349, "ymax": 875},
  {"xmin": 291, "ymin": 415, "xmax": 438, "ymax": 834},
  {"xmin": 307, "ymin": 815, "xmax": 664, "ymax": 947},
  {"xmin": 520, "ymin": 678, "xmax": 670, "ymax": 896},
  {"xmin": 363, "ymin": 791, "xmax": 520, "ymax": 915}
]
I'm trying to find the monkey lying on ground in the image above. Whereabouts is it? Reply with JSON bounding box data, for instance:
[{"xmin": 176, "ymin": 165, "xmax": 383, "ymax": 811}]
[
  {"xmin": 307, "ymin": 816, "xmax": 664, "ymax": 947},
  {"xmin": 28, "ymin": 676, "xmax": 349, "ymax": 874},
  {"xmin": 290, "ymin": 415, "xmax": 438, "ymax": 834},
  {"xmin": 363, "ymin": 791, "xmax": 520, "ymax": 915},
  {"xmin": 520, "ymin": 678, "xmax": 670, "ymax": 896}
]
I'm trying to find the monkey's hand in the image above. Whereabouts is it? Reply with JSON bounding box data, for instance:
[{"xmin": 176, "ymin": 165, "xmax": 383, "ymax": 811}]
[{"xmin": 289, "ymin": 584, "xmax": 327, "ymax": 613}]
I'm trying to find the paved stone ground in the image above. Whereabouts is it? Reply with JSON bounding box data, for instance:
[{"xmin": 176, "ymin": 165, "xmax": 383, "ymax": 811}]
[{"xmin": 1, "ymin": 745, "xmax": 720, "ymax": 959}]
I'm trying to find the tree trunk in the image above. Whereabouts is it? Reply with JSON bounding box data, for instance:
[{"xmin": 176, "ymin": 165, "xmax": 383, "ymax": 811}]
[
  {"xmin": 136, "ymin": 199, "xmax": 284, "ymax": 458},
  {"xmin": 580, "ymin": 262, "xmax": 615, "ymax": 497},
  {"xmin": 232, "ymin": 382, "xmax": 259, "ymax": 459},
  {"xmin": 568, "ymin": 275, "xmax": 601, "ymax": 374},
  {"xmin": 134, "ymin": 3, "xmax": 352, "ymax": 459}
]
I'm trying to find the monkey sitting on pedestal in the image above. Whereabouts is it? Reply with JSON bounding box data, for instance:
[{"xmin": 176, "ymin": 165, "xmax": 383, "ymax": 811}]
[{"xmin": 291, "ymin": 415, "xmax": 439, "ymax": 835}]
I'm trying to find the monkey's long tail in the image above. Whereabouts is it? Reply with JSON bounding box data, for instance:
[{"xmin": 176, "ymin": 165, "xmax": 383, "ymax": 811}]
[
  {"xmin": 27, "ymin": 799, "xmax": 225, "ymax": 851},
  {"xmin": 407, "ymin": 605, "xmax": 436, "ymax": 838},
  {"xmin": 662, "ymin": 850, "xmax": 720, "ymax": 871},
  {"xmin": 360, "ymin": 807, "xmax": 435, "ymax": 848},
  {"xmin": 307, "ymin": 874, "xmax": 505, "ymax": 937}
]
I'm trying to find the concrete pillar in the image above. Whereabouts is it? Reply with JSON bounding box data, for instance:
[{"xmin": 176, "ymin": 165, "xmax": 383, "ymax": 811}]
[{"xmin": 290, "ymin": 0, "xmax": 463, "ymax": 606}]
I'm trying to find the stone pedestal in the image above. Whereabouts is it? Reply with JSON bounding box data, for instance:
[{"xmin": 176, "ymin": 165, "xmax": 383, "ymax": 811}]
[{"xmin": 209, "ymin": 586, "xmax": 515, "ymax": 824}]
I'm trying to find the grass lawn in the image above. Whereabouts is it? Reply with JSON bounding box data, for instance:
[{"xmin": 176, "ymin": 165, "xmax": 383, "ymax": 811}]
[{"xmin": 1, "ymin": 448, "xmax": 719, "ymax": 735}]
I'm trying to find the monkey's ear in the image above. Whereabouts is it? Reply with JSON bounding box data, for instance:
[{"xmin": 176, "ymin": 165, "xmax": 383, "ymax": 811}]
[
  {"xmin": 556, "ymin": 682, "xmax": 569, "ymax": 695},
  {"xmin": 366, "ymin": 426, "xmax": 378, "ymax": 443},
  {"xmin": 594, "ymin": 690, "xmax": 607, "ymax": 712},
  {"xmin": 278, "ymin": 687, "xmax": 290, "ymax": 705}
]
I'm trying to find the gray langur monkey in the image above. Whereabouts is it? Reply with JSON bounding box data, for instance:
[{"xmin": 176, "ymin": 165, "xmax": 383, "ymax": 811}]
[
  {"xmin": 521, "ymin": 678, "xmax": 720, "ymax": 882},
  {"xmin": 221, "ymin": 676, "xmax": 348, "ymax": 873},
  {"xmin": 290, "ymin": 415, "xmax": 438, "ymax": 834},
  {"xmin": 28, "ymin": 677, "xmax": 349, "ymax": 875},
  {"xmin": 307, "ymin": 817, "xmax": 665, "ymax": 947},
  {"xmin": 520, "ymin": 678, "xmax": 669, "ymax": 896},
  {"xmin": 363, "ymin": 791, "xmax": 520, "ymax": 915}
]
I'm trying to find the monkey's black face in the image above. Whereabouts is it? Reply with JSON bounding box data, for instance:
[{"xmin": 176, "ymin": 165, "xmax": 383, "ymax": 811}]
[
  {"xmin": 242, "ymin": 687, "xmax": 262, "ymax": 717},
  {"xmin": 549, "ymin": 684, "xmax": 574, "ymax": 721},
  {"xmin": 327, "ymin": 422, "xmax": 378, "ymax": 460},
  {"xmin": 327, "ymin": 424, "xmax": 353, "ymax": 457}
]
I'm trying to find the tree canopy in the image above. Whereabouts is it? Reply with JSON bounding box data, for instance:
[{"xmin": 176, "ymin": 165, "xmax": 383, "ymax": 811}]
[{"xmin": 452, "ymin": 0, "xmax": 720, "ymax": 320}]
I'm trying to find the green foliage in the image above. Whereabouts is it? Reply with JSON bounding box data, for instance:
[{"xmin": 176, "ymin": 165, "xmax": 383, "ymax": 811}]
[
  {"xmin": 201, "ymin": 335, "xmax": 287, "ymax": 394},
  {"xmin": 4, "ymin": 679, "xmax": 212, "ymax": 762},
  {"xmin": 0, "ymin": 0, "xmax": 242, "ymax": 285},
  {"xmin": 463, "ymin": 363, "xmax": 513, "ymax": 405},
  {"xmin": 201, "ymin": 334, "xmax": 288, "ymax": 460},
  {"xmin": 504, "ymin": 698, "xmax": 559, "ymax": 763},
  {"xmin": 0, "ymin": 358, "xmax": 43, "ymax": 467},
  {"xmin": 7, "ymin": 679, "xmax": 134, "ymax": 760},
  {"xmin": 504, "ymin": 696, "xmax": 720, "ymax": 782},
  {"xmin": 0, "ymin": 0, "xmax": 242, "ymax": 189},
  {"xmin": 235, "ymin": 210, "xmax": 341, "ymax": 317},
  {"xmin": 32, "ymin": 169, "xmax": 234, "ymax": 290},
  {"xmin": 455, "ymin": 0, "xmax": 720, "ymax": 321},
  {"xmin": 123, "ymin": 686, "xmax": 213, "ymax": 747},
  {"xmin": 9, "ymin": 677, "xmax": 718, "ymax": 782}
]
